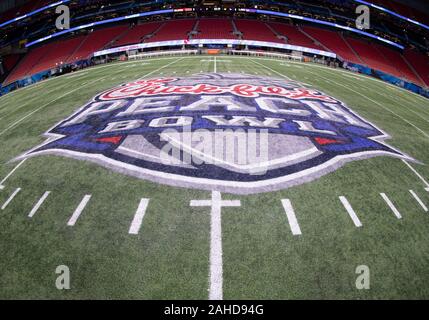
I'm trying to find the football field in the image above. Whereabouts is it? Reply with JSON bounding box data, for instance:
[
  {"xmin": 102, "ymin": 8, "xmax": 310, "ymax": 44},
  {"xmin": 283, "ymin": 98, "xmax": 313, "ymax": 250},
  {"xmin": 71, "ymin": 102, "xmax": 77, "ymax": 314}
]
[{"xmin": 0, "ymin": 56, "xmax": 429, "ymax": 299}]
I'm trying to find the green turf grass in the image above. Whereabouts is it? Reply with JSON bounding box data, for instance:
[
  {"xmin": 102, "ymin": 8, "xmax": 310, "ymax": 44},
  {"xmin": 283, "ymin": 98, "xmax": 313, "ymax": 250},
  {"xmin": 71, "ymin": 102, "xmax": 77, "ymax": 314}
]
[{"xmin": 0, "ymin": 56, "xmax": 428, "ymax": 299}]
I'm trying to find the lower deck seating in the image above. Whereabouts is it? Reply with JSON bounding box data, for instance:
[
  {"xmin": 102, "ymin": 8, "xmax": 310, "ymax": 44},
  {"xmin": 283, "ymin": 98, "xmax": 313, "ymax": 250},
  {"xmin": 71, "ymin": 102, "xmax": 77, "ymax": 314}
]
[
  {"xmin": 66, "ymin": 25, "xmax": 129, "ymax": 62},
  {"xmin": 113, "ymin": 22, "xmax": 163, "ymax": 47},
  {"xmin": 193, "ymin": 19, "xmax": 236, "ymax": 39},
  {"xmin": 4, "ymin": 45, "xmax": 50, "ymax": 85},
  {"xmin": 302, "ymin": 26, "xmax": 361, "ymax": 63},
  {"xmin": 269, "ymin": 23, "xmax": 320, "ymax": 49},
  {"xmin": 404, "ymin": 49, "xmax": 429, "ymax": 87},
  {"xmin": 346, "ymin": 37, "xmax": 404, "ymax": 77},
  {"xmin": 235, "ymin": 20, "xmax": 282, "ymax": 43},
  {"xmin": 3, "ymin": 19, "xmax": 429, "ymax": 88},
  {"xmin": 148, "ymin": 20, "xmax": 196, "ymax": 42}
]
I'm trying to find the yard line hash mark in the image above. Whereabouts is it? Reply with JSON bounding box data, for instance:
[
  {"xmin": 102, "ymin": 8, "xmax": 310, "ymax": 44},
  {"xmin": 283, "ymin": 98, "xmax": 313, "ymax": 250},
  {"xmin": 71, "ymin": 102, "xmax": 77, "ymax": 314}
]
[
  {"xmin": 67, "ymin": 195, "xmax": 92, "ymax": 226},
  {"xmin": 28, "ymin": 191, "xmax": 51, "ymax": 218},
  {"xmin": 409, "ymin": 190, "xmax": 428, "ymax": 212},
  {"xmin": 339, "ymin": 196, "xmax": 362, "ymax": 227},
  {"xmin": 1, "ymin": 188, "xmax": 21, "ymax": 210},
  {"xmin": 191, "ymin": 191, "xmax": 241, "ymax": 301},
  {"xmin": 281, "ymin": 199, "xmax": 302, "ymax": 235},
  {"xmin": 380, "ymin": 193, "xmax": 402, "ymax": 219},
  {"xmin": 129, "ymin": 198, "xmax": 150, "ymax": 235},
  {"xmin": 402, "ymin": 160, "xmax": 429, "ymax": 188},
  {"xmin": 0, "ymin": 158, "xmax": 27, "ymax": 190}
]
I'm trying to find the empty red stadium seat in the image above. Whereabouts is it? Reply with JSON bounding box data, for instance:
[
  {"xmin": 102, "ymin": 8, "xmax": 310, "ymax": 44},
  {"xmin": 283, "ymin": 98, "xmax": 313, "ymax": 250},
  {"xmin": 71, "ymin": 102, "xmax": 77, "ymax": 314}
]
[
  {"xmin": 193, "ymin": 19, "xmax": 236, "ymax": 39},
  {"xmin": 113, "ymin": 22, "xmax": 163, "ymax": 47},
  {"xmin": 29, "ymin": 36, "xmax": 86, "ymax": 75},
  {"xmin": 66, "ymin": 25, "xmax": 129, "ymax": 62},
  {"xmin": 2, "ymin": 54, "xmax": 20, "ymax": 72},
  {"xmin": 4, "ymin": 18, "xmax": 429, "ymax": 90},
  {"xmin": 3, "ymin": 45, "xmax": 50, "ymax": 85},
  {"xmin": 302, "ymin": 26, "xmax": 361, "ymax": 63},
  {"xmin": 404, "ymin": 49, "xmax": 429, "ymax": 86},
  {"xmin": 374, "ymin": 44, "xmax": 424, "ymax": 86},
  {"xmin": 346, "ymin": 37, "xmax": 404, "ymax": 77},
  {"xmin": 148, "ymin": 20, "xmax": 195, "ymax": 42},
  {"xmin": 235, "ymin": 20, "xmax": 283, "ymax": 43},
  {"xmin": 269, "ymin": 23, "xmax": 320, "ymax": 48}
]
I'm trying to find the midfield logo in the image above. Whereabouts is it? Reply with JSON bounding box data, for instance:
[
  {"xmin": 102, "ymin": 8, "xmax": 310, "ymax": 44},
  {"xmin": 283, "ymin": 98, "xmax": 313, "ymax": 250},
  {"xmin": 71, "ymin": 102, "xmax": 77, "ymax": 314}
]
[{"xmin": 19, "ymin": 74, "xmax": 410, "ymax": 194}]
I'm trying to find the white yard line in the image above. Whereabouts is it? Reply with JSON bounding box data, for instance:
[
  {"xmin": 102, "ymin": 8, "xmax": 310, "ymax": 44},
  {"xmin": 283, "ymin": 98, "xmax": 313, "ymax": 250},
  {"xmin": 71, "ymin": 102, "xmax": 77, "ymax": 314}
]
[
  {"xmin": 67, "ymin": 195, "xmax": 92, "ymax": 226},
  {"xmin": 129, "ymin": 198, "xmax": 150, "ymax": 235},
  {"xmin": 305, "ymin": 71, "xmax": 429, "ymax": 139},
  {"xmin": 409, "ymin": 190, "xmax": 428, "ymax": 212},
  {"xmin": 190, "ymin": 191, "xmax": 241, "ymax": 300},
  {"xmin": 1, "ymin": 188, "xmax": 21, "ymax": 210},
  {"xmin": 351, "ymin": 82, "xmax": 429, "ymax": 123},
  {"xmin": 0, "ymin": 159, "xmax": 27, "ymax": 190},
  {"xmin": 402, "ymin": 160, "xmax": 429, "ymax": 188},
  {"xmin": 0, "ymin": 78, "xmax": 101, "ymax": 137},
  {"xmin": 0, "ymin": 85, "xmax": 77, "ymax": 121},
  {"xmin": 0, "ymin": 58, "xmax": 181, "ymax": 139},
  {"xmin": 250, "ymin": 59, "xmax": 293, "ymax": 81},
  {"xmin": 237, "ymin": 56, "xmax": 429, "ymax": 105},
  {"xmin": 281, "ymin": 199, "xmax": 302, "ymax": 235},
  {"xmin": 28, "ymin": 191, "xmax": 51, "ymax": 218},
  {"xmin": 0, "ymin": 58, "xmax": 117, "ymax": 102},
  {"xmin": 339, "ymin": 196, "xmax": 362, "ymax": 227},
  {"xmin": 214, "ymin": 56, "xmax": 217, "ymax": 73},
  {"xmin": 272, "ymin": 63, "xmax": 429, "ymax": 138},
  {"xmin": 341, "ymin": 73, "xmax": 365, "ymax": 81},
  {"xmin": 65, "ymin": 72, "xmax": 88, "ymax": 78},
  {"xmin": 380, "ymin": 193, "xmax": 402, "ymax": 219},
  {"xmin": 137, "ymin": 57, "xmax": 186, "ymax": 81}
]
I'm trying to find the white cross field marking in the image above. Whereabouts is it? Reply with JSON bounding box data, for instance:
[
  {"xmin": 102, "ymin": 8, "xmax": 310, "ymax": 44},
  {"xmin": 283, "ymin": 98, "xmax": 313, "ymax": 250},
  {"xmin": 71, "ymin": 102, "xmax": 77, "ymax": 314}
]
[
  {"xmin": 409, "ymin": 190, "xmax": 428, "ymax": 212},
  {"xmin": 28, "ymin": 191, "xmax": 51, "ymax": 218},
  {"xmin": 339, "ymin": 196, "xmax": 362, "ymax": 227},
  {"xmin": 0, "ymin": 159, "xmax": 27, "ymax": 190},
  {"xmin": 214, "ymin": 56, "xmax": 217, "ymax": 73},
  {"xmin": 402, "ymin": 160, "xmax": 429, "ymax": 189},
  {"xmin": 281, "ymin": 199, "xmax": 302, "ymax": 235},
  {"xmin": 380, "ymin": 193, "xmax": 402, "ymax": 219},
  {"xmin": 190, "ymin": 191, "xmax": 241, "ymax": 301},
  {"xmin": 67, "ymin": 195, "xmax": 92, "ymax": 226},
  {"xmin": 129, "ymin": 198, "xmax": 150, "ymax": 235},
  {"xmin": 1, "ymin": 188, "xmax": 21, "ymax": 210}
]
